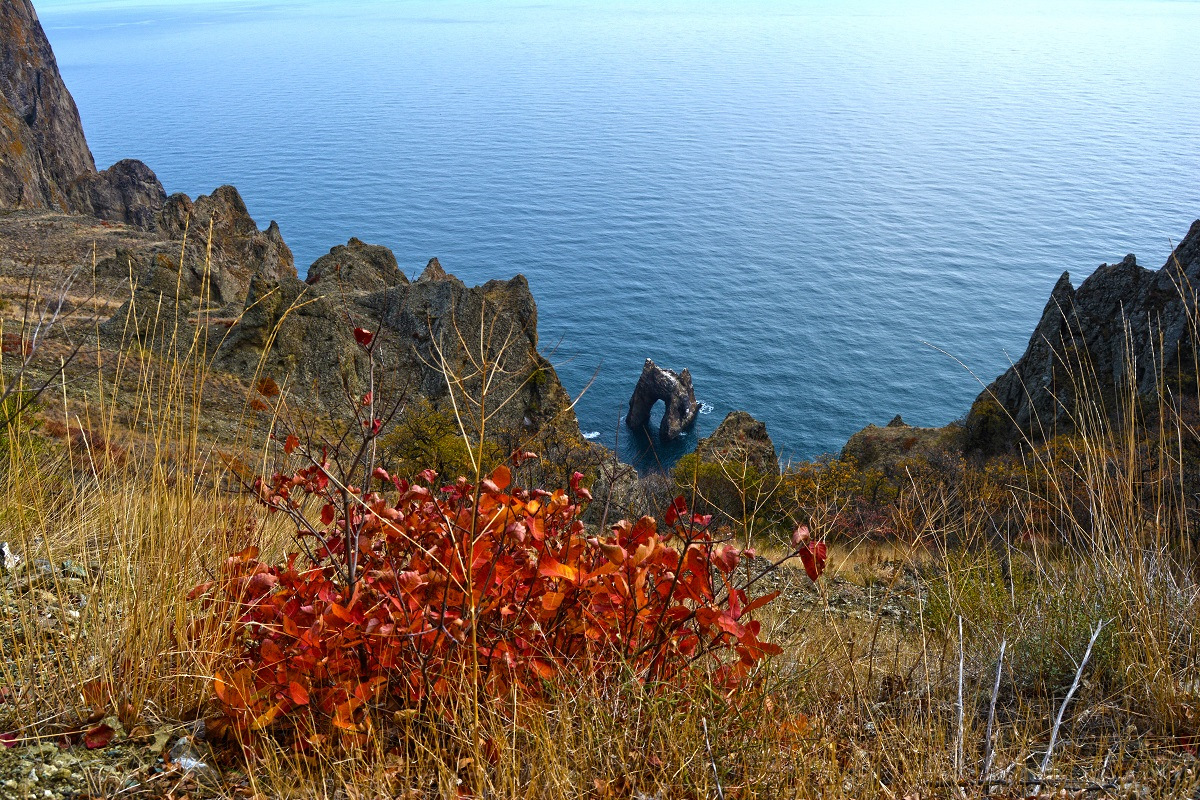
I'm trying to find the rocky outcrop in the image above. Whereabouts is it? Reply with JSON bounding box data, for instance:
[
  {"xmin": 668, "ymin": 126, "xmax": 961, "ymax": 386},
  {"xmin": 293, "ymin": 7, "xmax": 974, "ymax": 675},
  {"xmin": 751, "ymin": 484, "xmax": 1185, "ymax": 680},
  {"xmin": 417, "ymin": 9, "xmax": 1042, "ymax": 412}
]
[
  {"xmin": 66, "ymin": 159, "xmax": 167, "ymax": 229},
  {"xmin": 966, "ymin": 220, "xmax": 1200, "ymax": 453},
  {"xmin": 626, "ymin": 359, "xmax": 701, "ymax": 441},
  {"xmin": 0, "ymin": 0, "xmax": 96, "ymax": 211},
  {"xmin": 843, "ymin": 416, "xmax": 959, "ymax": 474},
  {"xmin": 99, "ymin": 248, "xmax": 196, "ymax": 342},
  {"xmin": 307, "ymin": 238, "xmax": 408, "ymax": 294},
  {"xmin": 0, "ymin": 1, "xmax": 167, "ymax": 229},
  {"xmin": 695, "ymin": 411, "xmax": 779, "ymax": 475},
  {"xmin": 216, "ymin": 258, "xmax": 576, "ymax": 439},
  {"xmin": 82, "ymin": 184, "xmax": 300, "ymax": 357},
  {"xmin": 153, "ymin": 186, "xmax": 295, "ymax": 305}
]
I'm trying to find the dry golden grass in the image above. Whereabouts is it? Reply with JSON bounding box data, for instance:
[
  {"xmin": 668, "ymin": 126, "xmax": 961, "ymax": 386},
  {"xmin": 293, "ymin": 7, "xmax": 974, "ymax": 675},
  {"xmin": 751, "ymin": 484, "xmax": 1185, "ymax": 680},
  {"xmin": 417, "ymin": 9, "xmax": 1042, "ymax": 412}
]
[{"xmin": 0, "ymin": 264, "xmax": 1198, "ymax": 798}]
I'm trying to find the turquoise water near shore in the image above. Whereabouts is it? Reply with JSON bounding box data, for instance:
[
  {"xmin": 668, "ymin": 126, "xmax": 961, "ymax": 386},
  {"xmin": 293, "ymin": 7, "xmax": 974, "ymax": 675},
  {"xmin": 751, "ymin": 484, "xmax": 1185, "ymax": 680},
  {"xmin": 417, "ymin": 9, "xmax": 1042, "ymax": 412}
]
[{"xmin": 36, "ymin": 0, "xmax": 1200, "ymax": 469}]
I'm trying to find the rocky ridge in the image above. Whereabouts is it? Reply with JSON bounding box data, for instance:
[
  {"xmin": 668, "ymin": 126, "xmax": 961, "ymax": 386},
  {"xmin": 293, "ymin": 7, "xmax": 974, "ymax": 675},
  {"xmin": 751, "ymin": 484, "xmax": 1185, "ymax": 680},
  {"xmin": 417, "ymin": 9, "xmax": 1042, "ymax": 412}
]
[
  {"xmin": 0, "ymin": 0, "xmax": 165, "ymax": 227},
  {"xmin": 965, "ymin": 220, "xmax": 1200, "ymax": 453},
  {"xmin": 0, "ymin": 0, "xmax": 585, "ymax": 453}
]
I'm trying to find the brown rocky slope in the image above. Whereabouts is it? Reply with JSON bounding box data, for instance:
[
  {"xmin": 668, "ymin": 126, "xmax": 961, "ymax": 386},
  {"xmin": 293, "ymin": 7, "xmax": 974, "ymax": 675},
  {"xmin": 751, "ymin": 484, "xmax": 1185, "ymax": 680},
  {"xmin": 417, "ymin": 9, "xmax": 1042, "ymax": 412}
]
[{"xmin": 0, "ymin": 0, "xmax": 587, "ymax": 461}]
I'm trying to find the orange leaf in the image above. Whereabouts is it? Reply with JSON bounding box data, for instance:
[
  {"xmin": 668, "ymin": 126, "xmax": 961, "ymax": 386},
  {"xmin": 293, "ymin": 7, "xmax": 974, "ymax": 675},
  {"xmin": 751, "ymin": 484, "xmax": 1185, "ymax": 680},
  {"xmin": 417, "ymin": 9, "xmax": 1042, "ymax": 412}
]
[
  {"xmin": 260, "ymin": 639, "xmax": 284, "ymax": 666},
  {"xmin": 781, "ymin": 712, "xmax": 810, "ymax": 736},
  {"xmin": 284, "ymin": 434, "xmax": 299, "ymax": 455},
  {"xmin": 541, "ymin": 591, "xmax": 565, "ymax": 611},
  {"xmin": 538, "ymin": 555, "xmax": 577, "ymax": 582},
  {"xmin": 249, "ymin": 703, "xmax": 282, "ymax": 731},
  {"xmin": 256, "ymin": 377, "xmax": 281, "ymax": 397},
  {"xmin": 213, "ymin": 671, "xmax": 232, "ymax": 705},
  {"xmin": 491, "ymin": 465, "xmax": 512, "ymax": 491},
  {"xmin": 742, "ymin": 590, "xmax": 781, "ymax": 616},
  {"xmin": 599, "ymin": 541, "xmax": 626, "ymax": 565},
  {"xmin": 288, "ymin": 681, "xmax": 310, "ymax": 706}
]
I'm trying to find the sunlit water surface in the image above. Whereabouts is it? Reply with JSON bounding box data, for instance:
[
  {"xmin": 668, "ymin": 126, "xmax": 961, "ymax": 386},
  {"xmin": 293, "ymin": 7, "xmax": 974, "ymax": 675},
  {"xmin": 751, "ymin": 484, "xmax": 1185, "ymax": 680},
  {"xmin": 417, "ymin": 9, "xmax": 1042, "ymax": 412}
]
[{"xmin": 36, "ymin": 0, "xmax": 1200, "ymax": 469}]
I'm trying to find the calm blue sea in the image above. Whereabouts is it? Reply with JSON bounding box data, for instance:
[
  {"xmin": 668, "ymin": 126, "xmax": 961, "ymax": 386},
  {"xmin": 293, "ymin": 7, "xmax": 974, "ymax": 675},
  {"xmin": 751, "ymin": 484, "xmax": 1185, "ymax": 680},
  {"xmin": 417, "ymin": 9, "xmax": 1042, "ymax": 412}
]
[{"xmin": 35, "ymin": 0, "xmax": 1200, "ymax": 470}]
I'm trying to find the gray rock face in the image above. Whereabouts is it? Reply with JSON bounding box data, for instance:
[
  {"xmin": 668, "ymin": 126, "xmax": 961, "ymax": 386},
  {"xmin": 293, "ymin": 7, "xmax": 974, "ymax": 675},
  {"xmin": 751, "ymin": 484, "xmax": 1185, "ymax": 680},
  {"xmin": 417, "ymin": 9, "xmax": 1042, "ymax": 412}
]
[
  {"xmin": 0, "ymin": 0, "xmax": 96, "ymax": 211},
  {"xmin": 695, "ymin": 411, "xmax": 779, "ymax": 475},
  {"xmin": 98, "ymin": 246, "xmax": 196, "ymax": 343},
  {"xmin": 217, "ymin": 259, "xmax": 575, "ymax": 439},
  {"xmin": 967, "ymin": 219, "xmax": 1200, "ymax": 451},
  {"xmin": 66, "ymin": 159, "xmax": 167, "ymax": 229},
  {"xmin": 307, "ymin": 237, "xmax": 408, "ymax": 294},
  {"xmin": 626, "ymin": 359, "xmax": 701, "ymax": 441},
  {"xmin": 0, "ymin": 1, "xmax": 170, "ymax": 231},
  {"xmin": 155, "ymin": 186, "xmax": 296, "ymax": 305}
]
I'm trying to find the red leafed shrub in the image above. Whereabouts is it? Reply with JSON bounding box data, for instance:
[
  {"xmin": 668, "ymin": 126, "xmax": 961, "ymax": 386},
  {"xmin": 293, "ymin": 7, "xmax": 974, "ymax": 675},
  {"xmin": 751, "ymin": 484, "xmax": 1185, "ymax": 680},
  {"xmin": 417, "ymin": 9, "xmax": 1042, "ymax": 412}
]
[{"xmin": 196, "ymin": 462, "xmax": 789, "ymax": 742}]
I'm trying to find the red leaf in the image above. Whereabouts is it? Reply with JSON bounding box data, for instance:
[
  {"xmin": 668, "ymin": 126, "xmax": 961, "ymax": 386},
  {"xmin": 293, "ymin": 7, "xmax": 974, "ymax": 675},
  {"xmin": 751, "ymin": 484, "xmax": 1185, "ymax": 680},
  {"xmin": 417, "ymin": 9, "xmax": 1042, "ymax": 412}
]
[
  {"xmin": 288, "ymin": 681, "xmax": 310, "ymax": 706},
  {"xmin": 84, "ymin": 724, "xmax": 115, "ymax": 750},
  {"xmin": 0, "ymin": 732, "xmax": 16, "ymax": 749},
  {"xmin": 712, "ymin": 544, "xmax": 740, "ymax": 574},
  {"xmin": 353, "ymin": 327, "xmax": 375, "ymax": 348},
  {"xmin": 320, "ymin": 503, "xmax": 336, "ymax": 525},
  {"xmin": 716, "ymin": 613, "xmax": 746, "ymax": 638},
  {"xmin": 799, "ymin": 541, "xmax": 828, "ymax": 582},
  {"xmin": 741, "ymin": 590, "xmax": 781, "ymax": 616},
  {"xmin": 284, "ymin": 435, "xmax": 299, "ymax": 455},
  {"xmin": 665, "ymin": 496, "xmax": 688, "ymax": 528}
]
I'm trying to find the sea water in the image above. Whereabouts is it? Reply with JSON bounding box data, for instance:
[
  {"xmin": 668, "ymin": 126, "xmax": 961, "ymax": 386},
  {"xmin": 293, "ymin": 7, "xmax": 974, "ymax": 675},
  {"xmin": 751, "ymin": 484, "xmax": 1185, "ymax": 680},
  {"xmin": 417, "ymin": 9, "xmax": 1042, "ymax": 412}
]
[{"xmin": 36, "ymin": 0, "xmax": 1200, "ymax": 470}]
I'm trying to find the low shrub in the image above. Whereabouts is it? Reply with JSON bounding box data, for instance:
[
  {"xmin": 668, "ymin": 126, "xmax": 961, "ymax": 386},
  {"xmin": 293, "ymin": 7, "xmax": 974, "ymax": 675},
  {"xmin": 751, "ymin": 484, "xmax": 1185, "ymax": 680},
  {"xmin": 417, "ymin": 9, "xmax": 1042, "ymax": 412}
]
[{"xmin": 195, "ymin": 459, "xmax": 797, "ymax": 748}]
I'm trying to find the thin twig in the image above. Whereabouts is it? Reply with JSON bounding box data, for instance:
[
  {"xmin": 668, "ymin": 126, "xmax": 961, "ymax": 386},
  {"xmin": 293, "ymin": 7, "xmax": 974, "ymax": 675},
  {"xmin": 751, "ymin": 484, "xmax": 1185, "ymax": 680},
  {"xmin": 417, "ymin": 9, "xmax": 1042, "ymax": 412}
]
[
  {"xmin": 1040, "ymin": 620, "xmax": 1107, "ymax": 779},
  {"xmin": 982, "ymin": 637, "xmax": 1006, "ymax": 783},
  {"xmin": 956, "ymin": 615, "xmax": 965, "ymax": 778},
  {"xmin": 702, "ymin": 717, "xmax": 725, "ymax": 800}
]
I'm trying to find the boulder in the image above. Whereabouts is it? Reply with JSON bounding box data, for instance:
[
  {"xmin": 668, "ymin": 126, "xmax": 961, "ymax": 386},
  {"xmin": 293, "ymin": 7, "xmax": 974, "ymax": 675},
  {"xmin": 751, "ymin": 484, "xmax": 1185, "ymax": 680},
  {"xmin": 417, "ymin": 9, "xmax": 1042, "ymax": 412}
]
[
  {"xmin": 695, "ymin": 411, "xmax": 779, "ymax": 475},
  {"xmin": 307, "ymin": 238, "xmax": 407, "ymax": 294},
  {"xmin": 66, "ymin": 159, "xmax": 167, "ymax": 230},
  {"xmin": 966, "ymin": 220, "xmax": 1200, "ymax": 453},
  {"xmin": 626, "ymin": 359, "xmax": 701, "ymax": 441}
]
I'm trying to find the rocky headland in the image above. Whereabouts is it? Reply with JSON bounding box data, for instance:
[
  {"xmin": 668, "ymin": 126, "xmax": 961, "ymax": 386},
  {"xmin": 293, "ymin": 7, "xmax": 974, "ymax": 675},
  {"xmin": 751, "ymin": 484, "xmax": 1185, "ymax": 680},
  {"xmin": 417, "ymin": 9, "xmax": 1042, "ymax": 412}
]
[
  {"xmin": 964, "ymin": 225, "xmax": 1200, "ymax": 454},
  {"xmin": 3, "ymin": 0, "xmax": 1200, "ymax": 485},
  {"xmin": 0, "ymin": 0, "xmax": 585, "ymax": 464}
]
